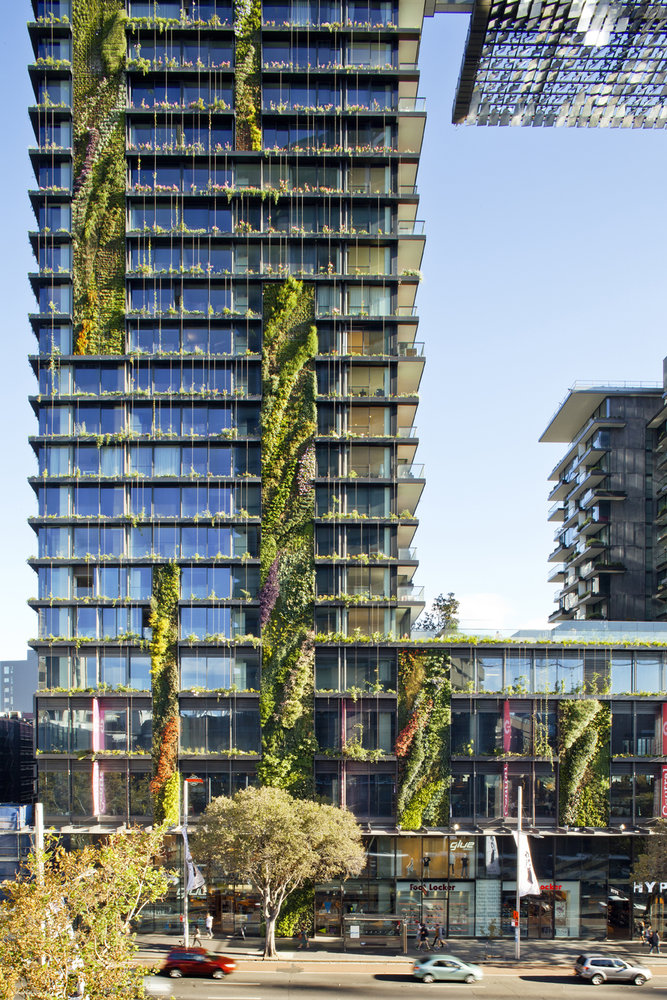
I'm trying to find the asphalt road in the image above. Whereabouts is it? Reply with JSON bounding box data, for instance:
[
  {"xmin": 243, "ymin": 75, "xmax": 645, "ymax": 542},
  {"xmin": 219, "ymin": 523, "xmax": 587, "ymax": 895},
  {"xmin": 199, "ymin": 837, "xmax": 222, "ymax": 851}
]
[{"xmin": 157, "ymin": 970, "xmax": 667, "ymax": 1000}]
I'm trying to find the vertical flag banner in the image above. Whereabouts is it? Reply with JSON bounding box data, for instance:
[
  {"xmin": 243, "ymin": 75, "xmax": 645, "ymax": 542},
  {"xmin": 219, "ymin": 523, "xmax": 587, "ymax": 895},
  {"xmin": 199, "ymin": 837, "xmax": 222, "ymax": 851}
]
[
  {"xmin": 512, "ymin": 831, "xmax": 541, "ymax": 897},
  {"xmin": 503, "ymin": 700, "xmax": 511, "ymax": 752},
  {"xmin": 662, "ymin": 766, "xmax": 667, "ymax": 819},
  {"xmin": 182, "ymin": 826, "xmax": 206, "ymax": 893},
  {"xmin": 502, "ymin": 762, "xmax": 509, "ymax": 817},
  {"xmin": 485, "ymin": 835, "xmax": 501, "ymax": 875}
]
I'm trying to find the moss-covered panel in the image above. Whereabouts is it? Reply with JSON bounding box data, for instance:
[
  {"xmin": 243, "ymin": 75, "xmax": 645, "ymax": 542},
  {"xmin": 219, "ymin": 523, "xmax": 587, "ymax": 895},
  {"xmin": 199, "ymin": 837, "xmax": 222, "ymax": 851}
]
[
  {"xmin": 72, "ymin": 0, "xmax": 126, "ymax": 354},
  {"xmin": 258, "ymin": 278, "xmax": 318, "ymax": 795}
]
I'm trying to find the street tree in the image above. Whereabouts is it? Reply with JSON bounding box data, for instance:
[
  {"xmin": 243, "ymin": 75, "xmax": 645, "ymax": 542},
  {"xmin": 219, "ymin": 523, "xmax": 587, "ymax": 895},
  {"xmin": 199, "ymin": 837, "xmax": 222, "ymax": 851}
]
[
  {"xmin": 0, "ymin": 825, "xmax": 169, "ymax": 1000},
  {"xmin": 416, "ymin": 592, "xmax": 459, "ymax": 634},
  {"xmin": 631, "ymin": 821, "xmax": 667, "ymax": 923},
  {"xmin": 194, "ymin": 785, "xmax": 366, "ymax": 957}
]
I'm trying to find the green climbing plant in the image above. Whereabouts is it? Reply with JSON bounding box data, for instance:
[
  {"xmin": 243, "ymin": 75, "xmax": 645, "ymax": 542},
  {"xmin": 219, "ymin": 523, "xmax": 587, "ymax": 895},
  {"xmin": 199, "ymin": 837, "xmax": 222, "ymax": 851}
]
[
  {"xmin": 150, "ymin": 563, "xmax": 181, "ymax": 824},
  {"xmin": 234, "ymin": 0, "xmax": 262, "ymax": 150},
  {"xmin": 558, "ymin": 698, "xmax": 610, "ymax": 826},
  {"xmin": 257, "ymin": 279, "xmax": 318, "ymax": 795},
  {"xmin": 396, "ymin": 650, "xmax": 451, "ymax": 829},
  {"xmin": 71, "ymin": 0, "xmax": 126, "ymax": 354}
]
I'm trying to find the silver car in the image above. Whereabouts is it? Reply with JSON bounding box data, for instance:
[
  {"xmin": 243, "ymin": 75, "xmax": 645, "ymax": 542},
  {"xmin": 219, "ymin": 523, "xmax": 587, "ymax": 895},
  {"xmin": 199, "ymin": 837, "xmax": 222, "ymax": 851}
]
[{"xmin": 574, "ymin": 954, "xmax": 653, "ymax": 986}]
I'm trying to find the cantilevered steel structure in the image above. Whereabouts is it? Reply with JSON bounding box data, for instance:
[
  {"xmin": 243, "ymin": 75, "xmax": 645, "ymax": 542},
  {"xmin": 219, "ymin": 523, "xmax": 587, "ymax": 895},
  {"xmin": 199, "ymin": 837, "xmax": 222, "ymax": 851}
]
[{"xmin": 452, "ymin": 0, "xmax": 667, "ymax": 127}]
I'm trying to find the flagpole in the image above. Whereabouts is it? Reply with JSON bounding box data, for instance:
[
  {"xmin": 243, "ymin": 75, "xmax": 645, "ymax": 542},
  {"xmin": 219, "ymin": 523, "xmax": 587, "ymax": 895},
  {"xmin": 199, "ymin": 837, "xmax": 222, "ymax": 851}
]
[
  {"xmin": 515, "ymin": 785, "xmax": 521, "ymax": 961},
  {"xmin": 183, "ymin": 777, "xmax": 189, "ymax": 948}
]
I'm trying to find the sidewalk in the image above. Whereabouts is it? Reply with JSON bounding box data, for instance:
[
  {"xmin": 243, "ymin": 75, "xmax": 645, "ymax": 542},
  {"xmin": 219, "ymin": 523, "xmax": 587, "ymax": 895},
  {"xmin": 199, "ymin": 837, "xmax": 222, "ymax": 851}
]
[{"xmin": 136, "ymin": 932, "xmax": 667, "ymax": 973}]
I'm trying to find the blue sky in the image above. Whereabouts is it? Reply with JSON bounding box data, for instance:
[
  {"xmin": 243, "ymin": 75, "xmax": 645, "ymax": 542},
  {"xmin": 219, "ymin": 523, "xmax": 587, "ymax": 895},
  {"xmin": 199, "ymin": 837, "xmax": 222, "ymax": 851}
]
[{"xmin": 0, "ymin": 7, "xmax": 665, "ymax": 656}]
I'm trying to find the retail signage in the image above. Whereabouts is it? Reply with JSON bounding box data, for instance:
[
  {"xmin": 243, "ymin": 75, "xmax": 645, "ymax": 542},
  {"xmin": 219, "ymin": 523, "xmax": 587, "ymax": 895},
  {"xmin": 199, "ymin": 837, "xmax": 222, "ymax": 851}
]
[
  {"xmin": 663, "ymin": 704, "xmax": 667, "ymax": 756},
  {"xmin": 409, "ymin": 882, "xmax": 456, "ymax": 893},
  {"xmin": 634, "ymin": 882, "xmax": 667, "ymax": 893},
  {"xmin": 539, "ymin": 883, "xmax": 562, "ymax": 891},
  {"xmin": 503, "ymin": 700, "xmax": 511, "ymax": 753},
  {"xmin": 662, "ymin": 765, "xmax": 667, "ymax": 818},
  {"xmin": 503, "ymin": 762, "xmax": 509, "ymax": 817},
  {"xmin": 450, "ymin": 840, "xmax": 474, "ymax": 851}
]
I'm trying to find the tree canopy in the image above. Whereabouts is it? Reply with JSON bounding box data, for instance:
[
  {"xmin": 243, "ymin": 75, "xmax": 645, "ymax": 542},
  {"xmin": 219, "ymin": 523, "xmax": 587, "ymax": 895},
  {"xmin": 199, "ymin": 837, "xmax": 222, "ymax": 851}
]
[
  {"xmin": 0, "ymin": 826, "xmax": 169, "ymax": 1000},
  {"xmin": 632, "ymin": 821, "xmax": 667, "ymax": 887},
  {"xmin": 416, "ymin": 592, "xmax": 459, "ymax": 634},
  {"xmin": 194, "ymin": 785, "xmax": 365, "ymax": 957}
]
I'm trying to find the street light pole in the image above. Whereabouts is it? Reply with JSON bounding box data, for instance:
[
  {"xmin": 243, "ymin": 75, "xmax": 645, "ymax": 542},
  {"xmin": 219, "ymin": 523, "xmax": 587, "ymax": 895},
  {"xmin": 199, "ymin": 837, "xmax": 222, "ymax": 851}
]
[
  {"xmin": 183, "ymin": 778, "xmax": 189, "ymax": 948},
  {"xmin": 515, "ymin": 785, "xmax": 522, "ymax": 961}
]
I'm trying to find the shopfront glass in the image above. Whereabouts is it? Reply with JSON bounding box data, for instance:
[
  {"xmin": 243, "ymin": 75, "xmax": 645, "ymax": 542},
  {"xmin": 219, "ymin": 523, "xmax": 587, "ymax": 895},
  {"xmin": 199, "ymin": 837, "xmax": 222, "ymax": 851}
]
[{"xmin": 448, "ymin": 883, "xmax": 474, "ymax": 936}]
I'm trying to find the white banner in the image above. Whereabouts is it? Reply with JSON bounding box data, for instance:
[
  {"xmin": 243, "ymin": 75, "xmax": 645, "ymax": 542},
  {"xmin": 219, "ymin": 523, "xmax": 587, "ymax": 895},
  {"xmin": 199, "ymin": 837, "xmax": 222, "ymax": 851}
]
[
  {"xmin": 182, "ymin": 827, "xmax": 206, "ymax": 893},
  {"xmin": 485, "ymin": 835, "xmax": 501, "ymax": 876},
  {"xmin": 512, "ymin": 831, "xmax": 540, "ymax": 897}
]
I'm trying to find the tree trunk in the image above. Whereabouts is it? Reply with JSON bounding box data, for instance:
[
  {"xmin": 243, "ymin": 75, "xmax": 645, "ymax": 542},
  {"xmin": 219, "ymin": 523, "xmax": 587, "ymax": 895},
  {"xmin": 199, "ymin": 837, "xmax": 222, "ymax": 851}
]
[{"xmin": 263, "ymin": 912, "xmax": 277, "ymax": 959}]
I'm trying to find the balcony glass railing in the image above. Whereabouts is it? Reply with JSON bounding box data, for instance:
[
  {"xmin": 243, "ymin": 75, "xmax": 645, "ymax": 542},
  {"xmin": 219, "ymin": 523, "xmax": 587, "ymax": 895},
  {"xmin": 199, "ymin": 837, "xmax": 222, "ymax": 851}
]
[
  {"xmin": 348, "ymin": 384, "xmax": 388, "ymax": 397},
  {"xmin": 397, "ymin": 97, "xmax": 426, "ymax": 113},
  {"xmin": 397, "ymin": 463, "xmax": 424, "ymax": 479},
  {"xmin": 397, "ymin": 426, "xmax": 417, "ymax": 438},
  {"xmin": 615, "ymin": 738, "xmax": 659, "ymax": 757},
  {"xmin": 397, "ymin": 340, "xmax": 424, "ymax": 357},
  {"xmin": 397, "ymin": 219, "xmax": 425, "ymax": 236},
  {"xmin": 398, "ymin": 547, "xmax": 417, "ymax": 560},
  {"xmin": 398, "ymin": 584, "xmax": 424, "ymax": 601}
]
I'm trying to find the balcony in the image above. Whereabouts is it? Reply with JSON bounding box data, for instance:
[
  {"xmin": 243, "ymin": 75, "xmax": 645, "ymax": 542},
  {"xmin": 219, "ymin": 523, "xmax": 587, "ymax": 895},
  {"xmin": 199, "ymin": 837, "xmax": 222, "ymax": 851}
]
[
  {"xmin": 398, "ymin": 547, "xmax": 417, "ymax": 561},
  {"xmin": 580, "ymin": 558, "xmax": 625, "ymax": 580},
  {"xmin": 614, "ymin": 738, "xmax": 661, "ymax": 757},
  {"xmin": 547, "ymin": 501, "xmax": 565, "ymax": 523},
  {"xmin": 397, "ymin": 219, "xmax": 425, "ymax": 236},
  {"xmin": 547, "ymin": 565, "xmax": 565, "ymax": 584},
  {"xmin": 397, "ymin": 463, "xmax": 424, "ymax": 480},
  {"xmin": 397, "ymin": 340, "xmax": 424, "ymax": 357},
  {"xmin": 398, "ymin": 584, "xmax": 424, "ymax": 602},
  {"xmin": 580, "ymin": 487, "xmax": 626, "ymax": 509}
]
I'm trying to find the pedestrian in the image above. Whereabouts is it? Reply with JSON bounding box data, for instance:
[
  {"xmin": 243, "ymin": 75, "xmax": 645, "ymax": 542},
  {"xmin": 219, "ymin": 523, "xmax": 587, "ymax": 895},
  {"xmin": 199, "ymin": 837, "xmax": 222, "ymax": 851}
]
[
  {"xmin": 432, "ymin": 923, "xmax": 445, "ymax": 950},
  {"xmin": 650, "ymin": 929, "xmax": 661, "ymax": 955},
  {"xmin": 296, "ymin": 922, "xmax": 309, "ymax": 950},
  {"xmin": 205, "ymin": 912, "xmax": 214, "ymax": 939},
  {"xmin": 417, "ymin": 922, "xmax": 430, "ymax": 951},
  {"xmin": 192, "ymin": 923, "xmax": 202, "ymax": 948},
  {"xmin": 645, "ymin": 925, "xmax": 653, "ymax": 948}
]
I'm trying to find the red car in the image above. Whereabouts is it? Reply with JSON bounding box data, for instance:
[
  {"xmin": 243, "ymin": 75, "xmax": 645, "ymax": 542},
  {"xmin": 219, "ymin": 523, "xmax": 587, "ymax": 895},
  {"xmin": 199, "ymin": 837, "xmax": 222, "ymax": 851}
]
[{"xmin": 161, "ymin": 947, "xmax": 236, "ymax": 979}]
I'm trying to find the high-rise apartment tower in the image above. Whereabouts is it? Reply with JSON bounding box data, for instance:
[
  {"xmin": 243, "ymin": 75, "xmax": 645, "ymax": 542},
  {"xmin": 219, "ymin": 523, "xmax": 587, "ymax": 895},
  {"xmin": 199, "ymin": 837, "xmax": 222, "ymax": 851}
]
[{"xmin": 30, "ymin": 0, "xmax": 426, "ymax": 828}]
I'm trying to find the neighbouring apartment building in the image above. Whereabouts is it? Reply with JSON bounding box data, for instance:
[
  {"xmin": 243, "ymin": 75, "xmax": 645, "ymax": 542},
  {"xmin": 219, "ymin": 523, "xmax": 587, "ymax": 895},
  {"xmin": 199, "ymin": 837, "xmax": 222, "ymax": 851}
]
[
  {"xmin": 28, "ymin": 0, "xmax": 667, "ymax": 943},
  {"xmin": 540, "ymin": 385, "xmax": 663, "ymax": 623},
  {"xmin": 0, "ymin": 651, "xmax": 39, "ymax": 714}
]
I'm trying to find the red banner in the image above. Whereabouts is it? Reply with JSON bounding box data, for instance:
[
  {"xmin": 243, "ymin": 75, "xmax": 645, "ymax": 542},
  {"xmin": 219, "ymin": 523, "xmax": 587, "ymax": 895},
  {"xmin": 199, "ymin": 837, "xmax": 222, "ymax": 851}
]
[
  {"xmin": 503, "ymin": 700, "xmax": 511, "ymax": 753},
  {"xmin": 662, "ymin": 704, "xmax": 667, "ymax": 756},
  {"xmin": 503, "ymin": 762, "xmax": 509, "ymax": 818},
  {"xmin": 662, "ymin": 766, "xmax": 667, "ymax": 819}
]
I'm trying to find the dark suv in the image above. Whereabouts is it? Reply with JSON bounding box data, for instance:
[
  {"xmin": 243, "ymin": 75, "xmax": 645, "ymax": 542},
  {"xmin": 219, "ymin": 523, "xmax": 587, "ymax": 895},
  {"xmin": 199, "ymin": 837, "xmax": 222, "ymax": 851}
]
[
  {"xmin": 161, "ymin": 948, "xmax": 236, "ymax": 979},
  {"xmin": 574, "ymin": 954, "xmax": 652, "ymax": 986}
]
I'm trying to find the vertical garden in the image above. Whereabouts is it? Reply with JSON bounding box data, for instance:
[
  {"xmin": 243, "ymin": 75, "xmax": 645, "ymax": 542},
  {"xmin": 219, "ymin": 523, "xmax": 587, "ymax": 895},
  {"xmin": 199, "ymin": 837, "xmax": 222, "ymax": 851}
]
[
  {"xmin": 396, "ymin": 650, "xmax": 451, "ymax": 829},
  {"xmin": 72, "ymin": 0, "xmax": 126, "ymax": 355},
  {"xmin": 150, "ymin": 564, "xmax": 181, "ymax": 825},
  {"xmin": 234, "ymin": 0, "xmax": 261, "ymax": 151},
  {"xmin": 558, "ymin": 697, "xmax": 610, "ymax": 827},
  {"xmin": 258, "ymin": 278, "xmax": 318, "ymax": 795}
]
